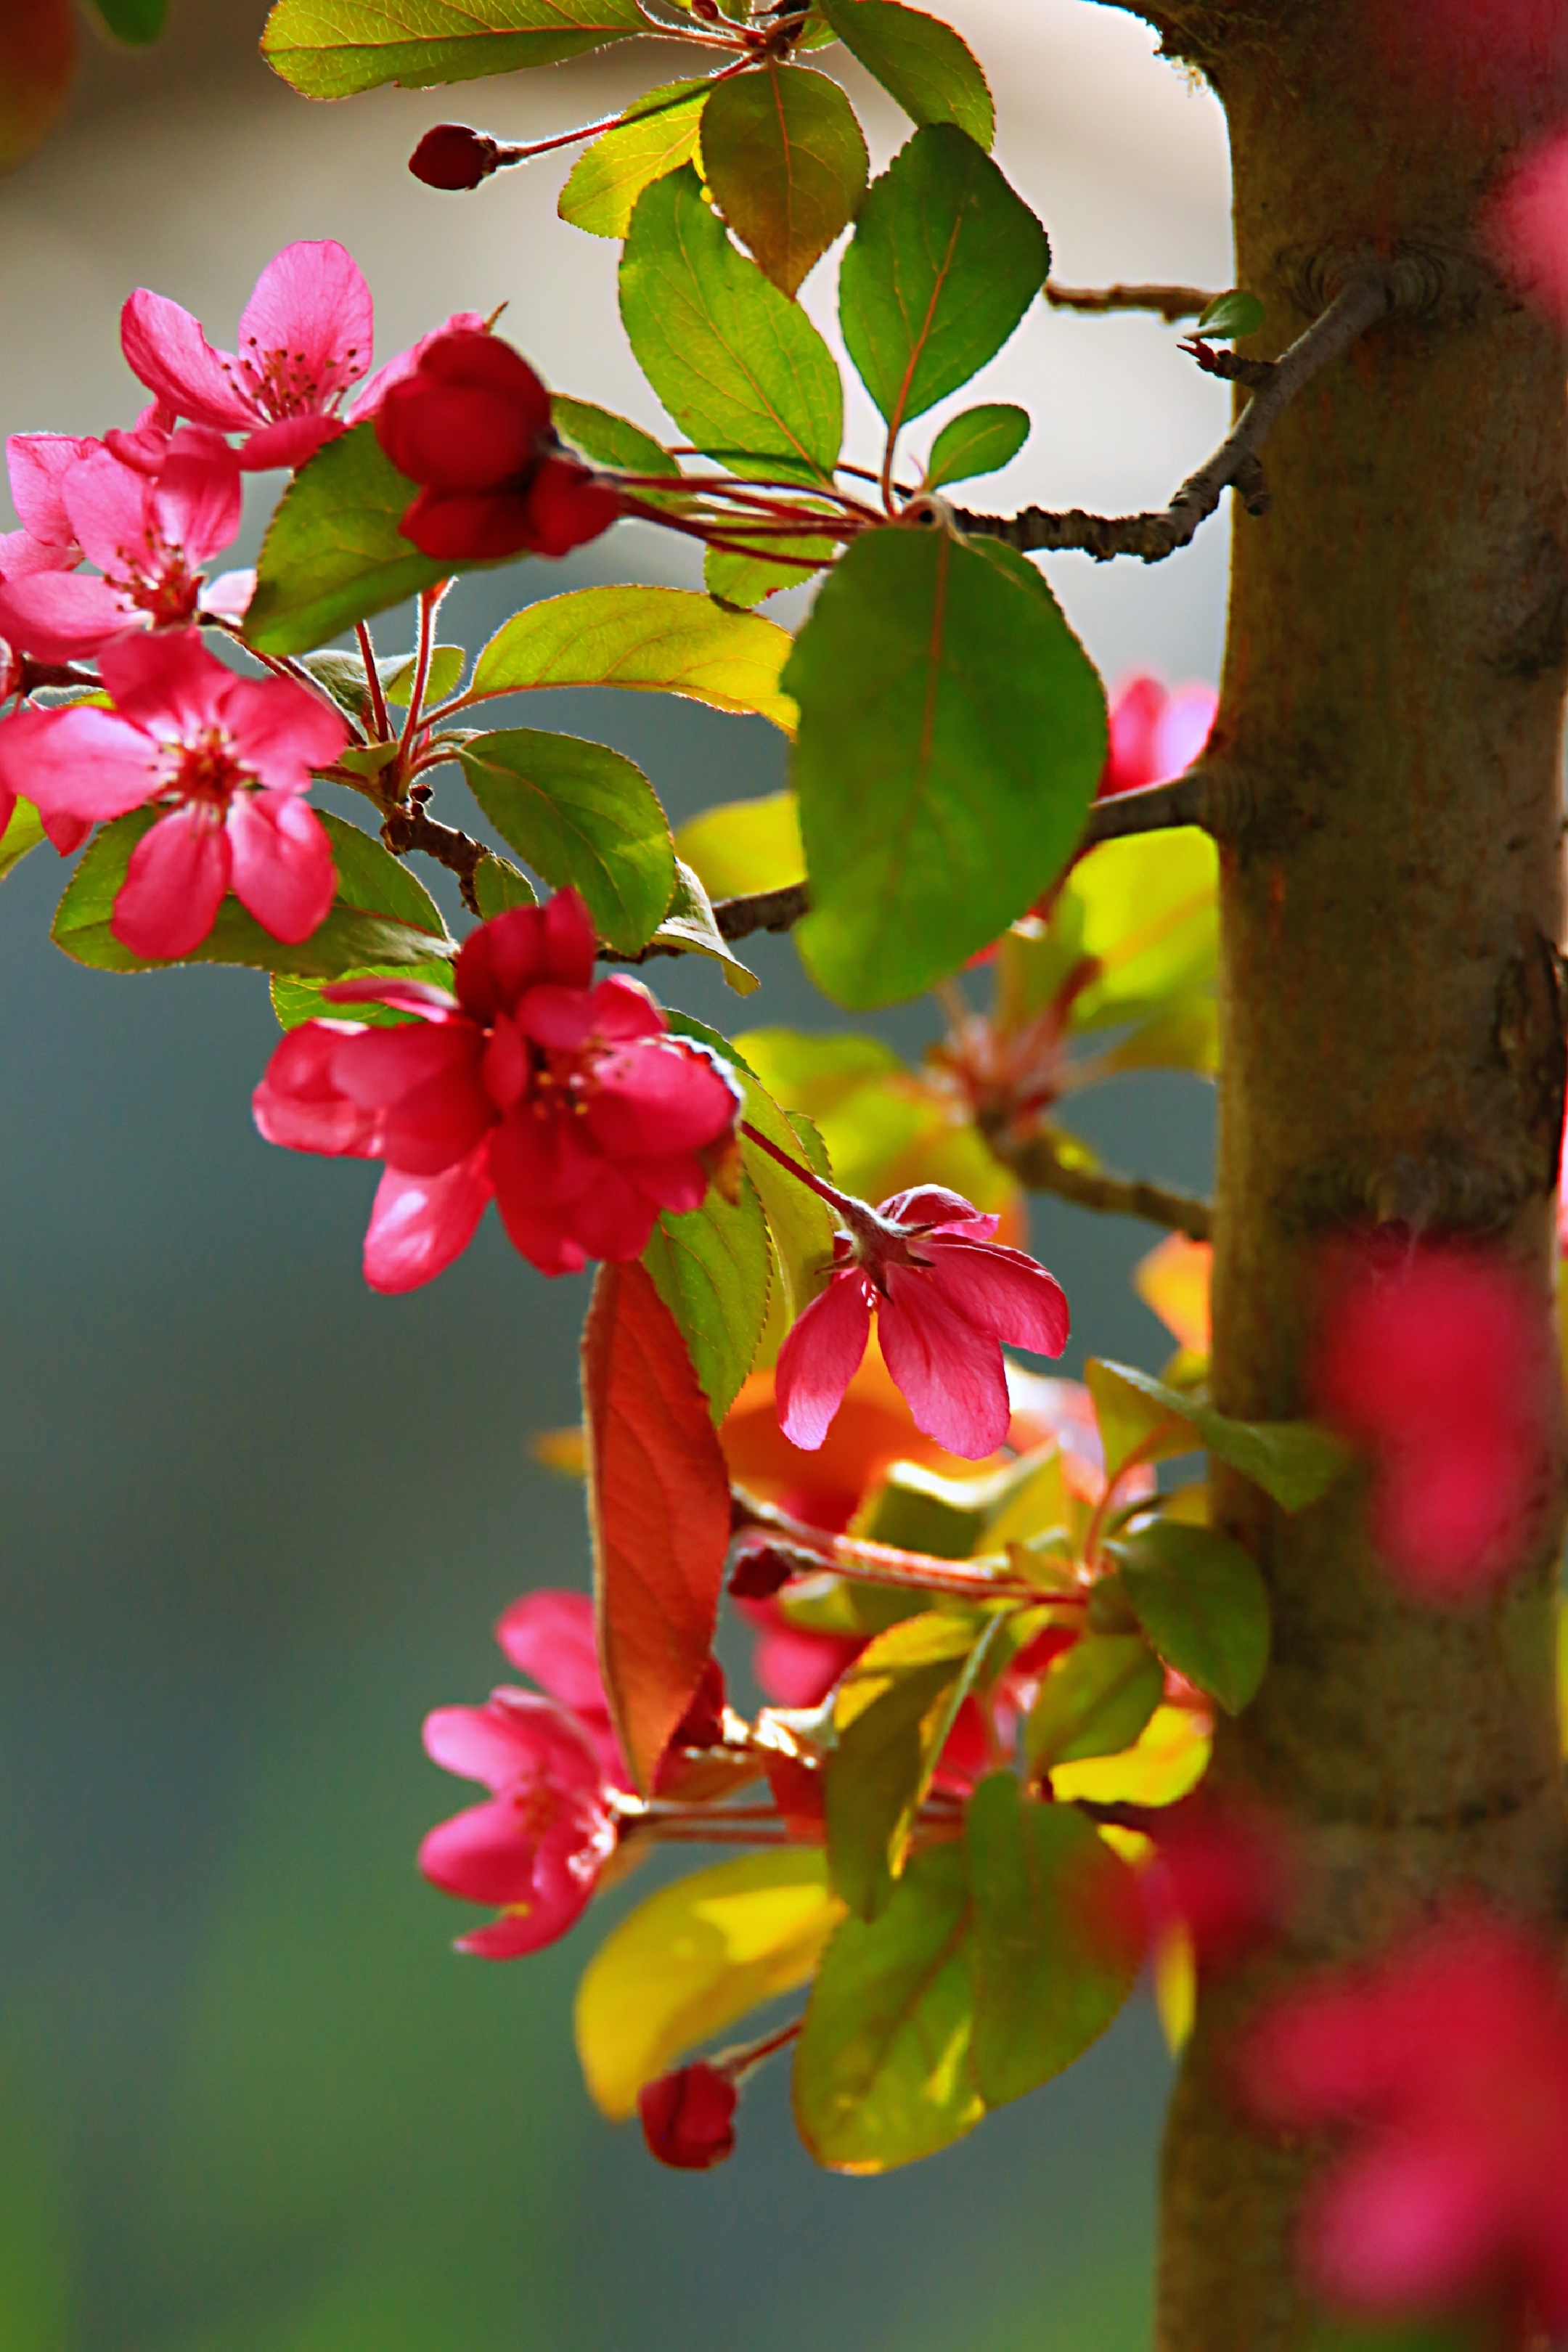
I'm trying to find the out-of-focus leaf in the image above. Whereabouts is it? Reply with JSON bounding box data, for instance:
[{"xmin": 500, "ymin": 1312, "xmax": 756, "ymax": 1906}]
[
  {"xmin": 53, "ymin": 808, "xmax": 452, "ymax": 978},
  {"xmin": 817, "ymin": 0, "xmax": 992, "ymax": 147},
  {"xmin": 786, "ymin": 529, "xmax": 1104, "ymax": 1008},
  {"xmin": 700, "ymin": 63, "xmax": 867, "ymax": 298},
  {"xmin": 924, "ymin": 402, "xmax": 1029, "ymax": 489},
  {"xmin": 965, "ymin": 1776, "xmax": 1143, "ymax": 2106},
  {"xmin": 794, "ymin": 1841, "xmax": 982, "ymax": 2170},
  {"xmin": 1024, "ymin": 1635, "xmax": 1164, "ymax": 1771},
  {"xmin": 0, "ymin": 797, "xmax": 47, "ymax": 885},
  {"xmin": 853, "ymin": 1461, "xmax": 993, "ymax": 1559},
  {"xmin": 620, "ymin": 166, "xmax": 843, "ymax": 481},
  {"xmin": 471, "ymin": 853, "xmax": 537, "ymax": 917},
  {"xmin": 459, "ymin": 727, "xmax": 674, "ymax": 953},
  {"xmin": 1196, "ymin": 288, "xmax": 1266, "ymax": 340},
  {"xmin": 472, "ymin": 584, "xmax": 797, "ymax": 732},
  {"xmin": 650, "ymin": 862, "xmax": 760, "ymax": 995},
  {"xmin": 576, "ymin": 1850, "xmax": 844, "ymax": 2119},
  {"xmin": 839, "ymin": 126, "xmax": 1046, "ymax": 432},
  {"xmin": 644, "ymin": 1171, "xmax": 772, "ymax": 1424},
  {"xmin": 1108, "ymin": 1520, "xmax": 1270, "ymax": 1715},
  {"xmin": 825, "ymin": 1614, "xmax": 979, "ymax": 1919},
  {"xmin": 674, "ymin": 791, "xmax": 804, "ymax": 900},
  {"xmin": 0, "ymin": 0, "xmax": 74, "ymax": 171},
  {"xmin": 1070, "ymin": 828, "xmax": 1218, "ymax": 1032},
  {"xmin": 1050, "ymin": 1702, "xmax": 1211, "ymax": 1806},
  {"xmin": 584, "ymin": 1259, "xmax": 733, "ymax": 1792},
  {"xmin": 246, "ymin": 424, "xmax": 449, "ymax": 656},
  {"xmin": 89, "ymin": 0, "xmax": 168, "ymax": 42},
  {"xmin": 550, "ymin": 395, "xmax": 679, "ymax": 481},
  {"xmin": 1095, "ymin": 1360, "xmax": 1355, "ymax": 1513},
  {"xmin": 559, "ymin": 78, "xmax": 709, "ymax": 237},
  {"xmin": 261, "ymin": 0, "xmax": 646, "ymax": 97}
]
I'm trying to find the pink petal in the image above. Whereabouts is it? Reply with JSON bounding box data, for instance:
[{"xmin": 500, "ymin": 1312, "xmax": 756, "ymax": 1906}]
[
  {"xmin": 423, "ymin": 1689, "xmax": 601, "ymax": 1792},
  {"xmin": 518, "ymin": 973, "xmax": 663, "ymax": 1051},
  {"xmin": 1149, "ymin": 682, "xmax": 1217, "ymax": 782},
  {"xmin": 380, "ymin": 1055, "xmax": 497, "ymax": 1176},
  {"xmin": 112, "ymin": 804, "xmax": 231, "ymax": 960},
  {"xmin": 0, "ymin": 529, "xmax": 78, "ymax": 581},
  {"xmin": 0, "ymin": 571, "xmax": 136, "ymax": 662},
  {"xmin": 362, "ymin": 1145, "xmax": 492, "ymax": 1292},
  {"xmin": 226, "ymin": 790, "xmax": 336, "ymax": 942},
  {"xmin": 583, "ymin": 1040, "xmax": 740, "ymax": 1159},
  {"xmin": 60, "ymin": 446, "xmax": 152, "ymax": 576},
  {"xmin": 347, "ymin": 309, "xmax": 488, "ymax": 419},
  {"xmin": 0, "ymin": 703, "xmax": 157, "ymax": 821},
  {"xmin": 237, "ymin": 415, "xmax": 346, "ymax": 472},
  {"xmin": 200, "ymin": 568, "xmax": 256, "ymax": 623},
  {"xmin": 621, "ymin": 1148, "xmax": 713, "ymax": 1214},
  {"xmin": 878, "ymin": 1270, "xmax": 1012, "ymax": 1459},
  {"xmin": 120, "ymin": 289, "xmax": 257, "ymax": 430},
  {"xmin": 1305, "ymin": 2137, "xmax": 1508, "ymax": 2316},
  {"xmin": 322, "ymin": 976, "xmax": 457, "ymax": 1017},
  {"xmin": 775, "ymin": 1271, "xmax": 874, "ymax": 1451},
  {"xmin": 454, "ymin": 1901, "xmax": 595, "ymax": 1959},
  {"xmin": 921, "ymin": 1236, "xmax": 1071, "ymax": 1357},
  {"xmin": 152, "ymin": 438, "xmax": 243, "ymax": 570},
  {"xmin": 1101, "ymin": 674, "xmax": 1167, "ymax": 797},
  {"xmin": 7, "ymin": 433, "xmax": 97, "ymax": 542},
  {"xmin": 419, "ymin": 1796, "xmax": 542, "ymax": 1905},
  {"xmin": 880, "ymin": 1183, "xmax": 995, "ymax": 1236},
  {"xmin": 495, "ymin": 1591, "xmax": 610, "ymax": 1718},
  {"xmin": 216, "ymin": 670, "xmax": 350, "ymax": 788},
  {"xmin": 252, "ymin": 1019, "xmax": 383, "ymax": 1157},
  {"xmin": 235, "ymin": 240, "xmax": 374, "ymax": 409},
  {"xmin": 97, "ymin": 626, "xmax": 226, "ymax": 740},
  {"xmin": 559, "ymin": 1158, "xmax": 662, "ymax": 1265},
  {"xmin": 540, "ymin": 886, "xmax": 597, "ymax": 984},
  {"xmin": 331, "ymin": 1016, "xmax": 483, "ymax": 1111}
]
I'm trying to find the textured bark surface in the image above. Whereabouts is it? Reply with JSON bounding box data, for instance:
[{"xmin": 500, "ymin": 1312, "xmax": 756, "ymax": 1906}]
[{"xmin": 1146, "ymin": 5, "xmax": 1568, "ymax": 2345}]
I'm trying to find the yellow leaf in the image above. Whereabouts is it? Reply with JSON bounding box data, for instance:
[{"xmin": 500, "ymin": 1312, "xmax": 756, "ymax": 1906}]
[
  {"xmin": 1153, "ymin": 1920, "xmax": 1196, "ymax": 2052},
  {"xmin": 674, "ymin": 790, "xmax": 805, "ymax": 901},
  {"xmin": 1135, "ymin": 1233, "xmax": 1212, "ymax": 1357},
  {"xmin": 574, "ymin": 1850, "xmax": 844, "ymax": 2120},
  {"xmin": 1050, "ymin": 1703, "xmax": 1211, "ymax": 1807}
]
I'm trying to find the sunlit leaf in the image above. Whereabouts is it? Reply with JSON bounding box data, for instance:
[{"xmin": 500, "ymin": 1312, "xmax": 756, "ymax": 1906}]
[
  {"xmin": 89, "ymin": 0, "xmax": 168, "ymax": 42},
  {"xmin": 1069, "ymin": 828, "xmax": 1217, "ymax": 1031},
  {"xmin": 1085, "ymin": 1357, "xmax": 1201, "ymax": 1490},
  {"xmin": 786, "ymin": 529, "xmax": 1104, "ymax": 1007},
  {"xmin": 674, "ymin": 791, "xmax": 804, "ymax": 900},
  {"xmin": 1050, "ymin": 1702, "xmax": 1211, "ymax": 1807},
  {"xmin": 700, "ymin": 63, "xmax": 867, "ymax": 298},
  {"xmin": 471, "ymin": 853, "xmax": 538, "ymax": 917},
  {"xmin": 575, "ymin": 1850, "xmax": 844, "ymax": 2120},
  {"xmin": 620, "ymin": 166, "xmax": 843, "ymax": 481},
  {"xmin": 1095, "ymin": 1360, "xmax": 1355, "ymax": 1513},
  {"xmin": 705, "ymin": 536, "xmax": 829, "ymax": 608},
  {"xmin": 261, "ymin": 0, "xmax": 646, "ymax": 97},
  {"xmin": 817, "ymin": 0, "xmax": 992, "ymax": 147},
  {"xmin": 1024, "ymin": 1635, "xmax": 1164, "ymax": 1771},
  {"xmin": 1108, "ymin": 1520, "xmax": 1270, "ymax": 1715},
  {"xmin": 550, "ymin": 395, "xmax": 679, "ymax": 483},
  {"xmin": 559, "ymin": 78, "xmax": 709, "ymax": 237},
  {"xmin": 459, "ymin": 727, "xmax": 675, "ymax": 954},
  {"xmin": 643, "ymin": 1171, "xmax": 772, "ymax": 1423},
  {"xmin": 838, "ymin": 125, "xmax": 1047, "ymax": 433},
  {"xmin": 472, "ymin": 584, "xmax": 797, "ymax": 732},
  {"xmin": 246, "ymin": 423, "xmax": 449, "ymax": 656},
  {"xmin": 825, "ymin": 1614, "xmax": 980, "ymax": 1919},
  {"xmin": 794, "ymin": 1841, "xmax": 982, "ymax": 2171},
  {"xmin": 924, "ymin": 401, "xmax": 1029, "ymax": 489},
  {"xmin": 965, "ymin": 1776, "xmax": 1143, "ymax": 2106},
  {"xmin": 584, "ymin": 1259, "xmax": 733, "ymax": 1792},
  {"xmin": 0, "ymin": 798, "xmax": 47, "ymax": 886},
  {"xmin": 650, "ymin": 862, "xmax": 761, "ymax": 995}
]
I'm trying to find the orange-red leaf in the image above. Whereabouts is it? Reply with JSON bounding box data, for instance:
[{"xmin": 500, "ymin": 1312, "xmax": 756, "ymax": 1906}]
[
  {"xmin": 0, "ymin": 0, "xmax": 75, "ymax": 173},
  {"xmin": 584, "ymin": 1259, "xmax": 732, "ymax": 1792}
]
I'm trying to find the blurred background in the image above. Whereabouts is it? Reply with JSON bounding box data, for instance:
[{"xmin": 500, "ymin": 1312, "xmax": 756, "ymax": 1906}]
[{"xmin": 0, "ymin": 7, "xmax": 1230, "ymax": 2347}]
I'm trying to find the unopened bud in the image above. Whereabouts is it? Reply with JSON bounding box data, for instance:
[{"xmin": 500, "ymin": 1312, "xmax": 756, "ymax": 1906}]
[
  {"xmin": 690, "ymin": 0, "xmax": 722, "ymax": 17},
  {"xmin": 409, "ymin": 123, "xmax": 502, "ymax": 192},
  {"xmin": 727, "ymin": 1542, "xmax": 796, "ymax": 1600},
  {"xmin": 638, "ymin": 2064, "xmax": 738, "ymax": 2170}
]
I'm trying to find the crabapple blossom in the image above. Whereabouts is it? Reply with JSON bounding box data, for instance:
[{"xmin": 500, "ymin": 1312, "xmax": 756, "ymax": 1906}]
[
  {"xmin": 1244, "ymin": 1913, "xmax": 1568, "ymax": 2331},
  {"xmin": 495, "ymin": 1588, "xmax": 630, "ymax": 1791},
  {"xmin": 1098, "ymin": 673, "xmax": 1217, "ymax": 799},
  {"xmin": 420, "ymin": 1688, "xmax": 618, "ymax": 1957},
  {"xmin": 251, "ymin": 891, "xmax": 743, "ymax": 1293},
  {"xmin": 375, "ymin": 329, "xmax": 623, "ymax": 561},
  {"xmin": 0, "ymin": 629, "xmax": 346, "ymax": 957},
  {"xmin": 0, "ymin": 429, "xmax": 97, "ymax": 577},
  {"xmin": 409, "ymin": 123, "xmax": 502, "ymax": 190}
]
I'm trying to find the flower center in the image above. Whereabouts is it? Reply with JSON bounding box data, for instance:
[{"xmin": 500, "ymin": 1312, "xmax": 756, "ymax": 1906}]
[
  {"xmin": 159, "ymin": 724, "xmax": 251, "ymax": 811},
  {"xmin": 108, "ymin": 535, "xmax": 201, "ymax": 628},
  {"xmin": 228, "ymin": 338, "xmax": 363, "ymax": 422}
]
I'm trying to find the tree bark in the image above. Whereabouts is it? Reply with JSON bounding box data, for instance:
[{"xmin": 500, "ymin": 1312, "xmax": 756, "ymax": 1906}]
[{"xmin": 1147, "ymin": 7, "xmax": 1568, "ymax": 2345}]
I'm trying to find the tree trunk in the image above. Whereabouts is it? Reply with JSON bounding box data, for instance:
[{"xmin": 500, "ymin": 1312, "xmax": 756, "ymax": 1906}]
[{"xmin": 1146, "ymin": 7, "xmax": 1568, "ymax": 2344}]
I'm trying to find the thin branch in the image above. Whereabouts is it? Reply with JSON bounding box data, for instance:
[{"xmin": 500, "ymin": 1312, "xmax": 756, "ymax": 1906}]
[
  {"xmin": 953, "ymin": 269, "xmax": 1396, "ymax": 565},
  {"xmin": 985, "ymin": 1124, "xmax": 1213, "ymax": 1241},
  {"xmin": 382, "ymin": 801, "xmax": 488, "ymax": 918},
  {"xmin": 1079, "ymin": 765, "xmax": 1222, "ymax": 849},
  {"xmin": 1046, "ymin": 280, "xmax": 1217, "ymax": 322}
]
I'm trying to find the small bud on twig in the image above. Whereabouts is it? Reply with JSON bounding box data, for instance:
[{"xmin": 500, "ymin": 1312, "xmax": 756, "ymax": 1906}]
[{"xmin": 409, "ymin": 123, "xmax": 502, "ymax": 192}]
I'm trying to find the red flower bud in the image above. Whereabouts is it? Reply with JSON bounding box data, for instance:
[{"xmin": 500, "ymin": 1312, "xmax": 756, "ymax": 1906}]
[
  {"xmin": 638, "ymin": 2065, "xmax": 738, "ymax": 2170},
  {"xmin": 409, "ymin": 123, "xmax": 502, "ymax": 192},
  {"xmin": 727, "ymin": 1540, "xmax": 797, "ymax": 1599}
]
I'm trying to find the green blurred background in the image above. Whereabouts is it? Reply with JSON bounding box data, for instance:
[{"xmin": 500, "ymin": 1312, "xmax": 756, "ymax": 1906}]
[{"xmin": 0, "ymin": 7, "xmax": 1230, "ymax": 2344}]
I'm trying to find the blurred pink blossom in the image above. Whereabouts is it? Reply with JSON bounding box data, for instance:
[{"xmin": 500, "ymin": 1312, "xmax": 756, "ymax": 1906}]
[
  {"xmin": 1098, "ymin": 674, "xmax": 1217, "ymax": 800},
  {"xmin": 1485, "ymin": 137, "xmax": 1568, "ymax": 324}
]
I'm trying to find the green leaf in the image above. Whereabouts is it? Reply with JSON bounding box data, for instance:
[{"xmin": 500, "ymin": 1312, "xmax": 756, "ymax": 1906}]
[
  {"xmin": 575, "ymin": 1849, "xmax": 844, "ymax": 2121},
  {"xmin": 825, "ymin": 1614, "xmax": 979, "ymax": 1919},
  {"xmin": 965, "ymin": 1776, "xmax": 1143, "ymax": 2106},
  {"xmin": 89, "ymin": 0, "xmax": 168, "ymax": 43},
  {"xmin": 1024, "ymin": 1635, "xmax": 1164, "ymax": 1771},
  {"xmin": 245, "ymin": 423, "xmax": 449, "ymax": 657},
  {"xmin": 472, "ymin": 584, "xmax": 798, "ymax": 732},
  {"xmin": 1085, "ymin": 1357, "xmax": 1202, "ymax": 1491},
  {"xmin": 619, "ymin": 166, "xmax": 843, "ymax": 482},
  {"xmin": 1108, "ymin": 1520, "xmax": 1270, "ymax": 1715},
  {"xmin": 924, "ymin": 401, "xmax": 1029, "ymax": 489},
  {"xmin": 0, "ymin": 797, "xmax": 47, "ymax": 886},
  {"xmin": 794, "ymin": 1841, "xmax": 983, "ymax": 2171},
  {"xmin": 1070, "ymin": 829, "xmax": 1218, "ymax": 1032},
  {"xmin": 673, "ymin": 790, "xmax": 804, "ymax": 900},
  {"xmin": 383, "ymin": 645, "xmax": 465, "ymax": 707},
  {"xmin": 704, "ymin": 536, "xmax": 828, "ymax": 608},
  {"xmin": 643, "ymin": 1172, "xmax": 773, "ymax": 1423},
  {"xmin": 787, "ymin": 528, "xmax": 1105, "ymax": 1008},
  {"xmin": 458, "ymin": 728, "xmax": 675, "ymax": 954},
  {"xmin": 650, "ymin": 861, "xmax": 760, "ymax": 995},
  {"xmin": 667, "ymin": 1013, "xmax": 836, "ymax": 1320},
  {"xmin": 1196, "ymin": 288, "xmax": 1266, "ymax": 340},
  {"xmin": 472, "ymin": 854, "xmax": 538, "ymax": 918},
  {"xmin": 700, "ymin": 63, "xmax": 868, "ymax": 299},
  {"xmin": 854, "ymin": 1461, "xmax": 993, "ymax": 1559},
  {"xmin": 817, "ymin": 0, "xmax": 992, "ymax": 147},
  {"xmin": 838, "ymin": 125, "xmax": 1047, "ymax": 434},
  {"xmin": 54, "ymin": 809, "xmax": 453, "ymax": 978},
  {"xmin": 559, "ymin": 77, "xmax": 710, "ymax": 237},
  {"xmin": 261, "ymin": 0, "xmax": 646, "ymax": 97},
  {"xmin": 270, "ymin": 958, "xmax": 455, "ymax": 1030},
  {"xmin": 550, "ymin": 395, "xmax": 679, "ymax": 481},
  {"xmin": 1094, "ymin": 1360, "xmax": 1355, "ymax": 1514}
]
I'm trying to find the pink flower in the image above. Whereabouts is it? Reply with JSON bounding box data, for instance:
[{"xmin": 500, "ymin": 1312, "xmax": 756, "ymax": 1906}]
[
  {"xmin": 1315, "ymin": 1244, "xmax": 1559, "ymax": 1602},
  {"xmin": 121, "ymin": 240, "xmax": 377, "ymax": 472},
  {"xmin": 773, "ymin": 1182, "xmax": 1069, "ymax": 1461},
  {"xmin": 0, "ymin": 430, "xmax": 97, "ymax": 578},
  {"xmin": 0, "ymin": 629, "xmax": 346, "ymax": 957},
  {"xmin": 1485, "ymin": 136, "xmax": 1568, "ymax": 325},
  {"xmin": 420, "ymin": 1689, "xmax": 617, "ymax": 1957},
  {"xmin": 494, "ymin": 1588, "xmax": 630, "ymax": 1791},
  {"xmin": 0, "ymin": 427, "xmax": 242, "ymax": 661},
  {"xmin": 1098, "ymin": 673, "xmax": 1217, "ymax": 799},
  {"xmin": 252, "ymin": 890, "xmax": 743, "ymax": 1294},
  {"xmin": 1244, "ymin": 1913, "xmax": 1568, "ymax": 2331}
]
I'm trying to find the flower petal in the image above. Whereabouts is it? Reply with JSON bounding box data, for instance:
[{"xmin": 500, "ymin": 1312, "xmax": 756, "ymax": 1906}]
[
  {"xmin": 112, "ymin": 804, "xmax": 231, "ymax": 960},
  {"xmin": 331, "ymin": 1016, "xmax": 483, "ymax": 1112},
  {"xmin": 0, "ymin": 702, "xmax": 155, "ymax": 821},
  {"xmin": 252, "ymin": 1018, "xmax": 382, "ymax": 1157},
  {"xmin": 97, "ymin": 626, "xmax": 224, "ymax": 740},
  {"xmin": 584, "ymin": 1040, "xmax": 740, "ymax": 1159},
  {"xmin": 422, "ymin": 1689, "xmax": 602, "ymax": 1792},
  {"xmin": 237, "ymin": 415, "xmax": 346, "ymax": 472},
  {"xmin": 60, "ymin": 445, "xmax": 150, "ymax": 576},
  {"xmin": 362, "ymin": 1145, "xmax": 492, "ymax": 1292},
  {"xmin": 120, "ymin": 289, "xmax": 256, "ymax": 430},
  {"xmin": 878, "ymin": 1267, "xmax": 1013, "ymax": 1459},
  {"xmin": 215, "ymin": 670, "xmax": 350, "ymax": 788},
  {"xmin": 235, "ymin": 239, "xmax": 374, "ymax": 410},
  {"xmin": 495, "ymin": 1591, "xmax": 608, "ymax": 1718},
  {"xmin": 347, "ymin": 309, "xmax": 488, "ymax": 420},
  {"xmin": 399, "ymin": 484, "xmax": 539, "ymax": 563},
  {"xmin": 0, "ymin": 571, "xmax": 135, "ymax": 662},
  {"xmin": 226, "ymin": 789, "xmax": 336, "ymax": 943},
  {"xmin": 921, "ymin": 1236, "xmax": 1071, "ymax": 1357},
  {"xmin": 152, "ymin": 438, "xmax": 243, "ymax": 570},
  {"xmin": 775, "ymin": 1270, "xmax": 874, "ymax": 1451},
  {"xmin": 7, "ymin": 430, "xmax": 97, "ymax": 543},
  {"xmin": 419, "ymin": 1796, "xmax": 541, "ymax": 1905},
  {"xmin": 1305, "ymin": 2136, "xmax": 1508, "ymax": 2317}
]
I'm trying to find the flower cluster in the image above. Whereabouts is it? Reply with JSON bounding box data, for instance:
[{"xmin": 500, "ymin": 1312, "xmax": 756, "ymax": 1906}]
[{"xmin": 253, "ymin": 889, "xmax": 743, "ymax": 1291}]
